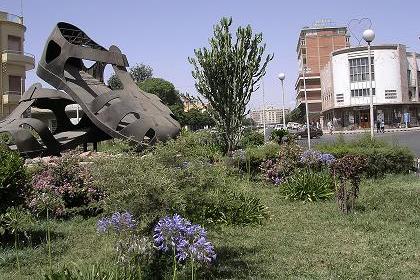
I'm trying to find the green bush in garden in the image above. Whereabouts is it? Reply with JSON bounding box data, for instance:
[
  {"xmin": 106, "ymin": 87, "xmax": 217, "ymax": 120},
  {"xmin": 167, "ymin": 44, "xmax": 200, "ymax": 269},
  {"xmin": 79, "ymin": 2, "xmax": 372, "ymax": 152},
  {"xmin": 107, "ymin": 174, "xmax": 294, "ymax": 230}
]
[
  {"xmin": 93, "ymin": 154, "xmax": 268, "ymax": 229},
  {"xmin": 233, "ymin": 142, "xmax": 281, "ymax": 174},
  {"xmin": 317, "ymin": 135, "xmax": 414, "ymax": 178},
  {"xmin": 270, "ymin": 129, "xmax": 289, "ymax": 144},
  {"xmin": 0, "ymin": 145, "xmax": 27, "ymax": 214},
  {"xmin": 239, "ymin": 130, "xmax": 264, "ymax": 148},
  {"xmin": 281, "ymin": 169, "xmax": 335, "ymax": 201}
]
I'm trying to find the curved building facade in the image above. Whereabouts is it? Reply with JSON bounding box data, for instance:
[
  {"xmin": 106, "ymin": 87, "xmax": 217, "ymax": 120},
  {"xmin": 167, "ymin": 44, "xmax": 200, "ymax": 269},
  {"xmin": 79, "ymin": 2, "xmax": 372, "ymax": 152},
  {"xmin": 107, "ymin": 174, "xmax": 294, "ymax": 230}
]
[{"xmin": 321, "ymin": 44, "xmax": 420, "ymax": 129}]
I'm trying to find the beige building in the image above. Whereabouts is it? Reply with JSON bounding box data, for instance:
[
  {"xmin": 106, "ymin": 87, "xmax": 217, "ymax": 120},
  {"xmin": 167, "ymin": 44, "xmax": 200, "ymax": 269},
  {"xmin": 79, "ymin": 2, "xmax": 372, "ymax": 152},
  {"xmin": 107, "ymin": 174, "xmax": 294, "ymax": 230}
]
[
  {"xmin": 0, "ymin": 11, "xmax": 35, "ymax": 119},
  {"xmin": 250, "ymin": 106, "xmax": 290, "ymax": 126}
]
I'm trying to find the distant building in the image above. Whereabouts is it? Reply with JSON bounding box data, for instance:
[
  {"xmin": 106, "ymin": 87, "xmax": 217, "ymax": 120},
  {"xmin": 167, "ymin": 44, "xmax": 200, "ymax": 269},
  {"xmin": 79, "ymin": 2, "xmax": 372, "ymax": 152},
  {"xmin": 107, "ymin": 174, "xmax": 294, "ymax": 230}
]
[
  {"xmin": 295, "ymin": 20, "xmax": 350, "ymax": 123},
  {"xmin": 182, "ymin": 95, "xmax": 208, "ymax": 112},
  {"xmin": 250, "ymin": 106, "xmax": 290, "ymax": 126},
  {"xmin": 321, "ymin": 44, "xmax": 420, "ymax": 129},
  {"xmin": 0, "ymin": 11, "xmax": 35, "ymax": 119}
]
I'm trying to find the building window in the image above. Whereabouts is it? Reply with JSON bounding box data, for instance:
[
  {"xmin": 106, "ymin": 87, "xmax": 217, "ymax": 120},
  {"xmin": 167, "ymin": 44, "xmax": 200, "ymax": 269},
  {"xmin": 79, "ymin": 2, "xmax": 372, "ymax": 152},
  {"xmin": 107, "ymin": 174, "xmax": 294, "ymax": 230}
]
[
  {"xmin": 8, "ymin": 75, "xmax": 22, "ymax": 94},
  {"xmin": 8, "ymin": 35, "xmax": 22, "ymax": 52},
  {"xmin": 351, "ymin": 88, "xmax": 376, "ymax": 97},
  {"xmin": 349, "ymin": 57, "xmax": 374, "ymax": 82},
  {"xmin": 385, "ymin": 90, "xmax": 397, "ymax": 99},
  {"xmin": 336, "ymin": 93, "xmax": 344, "ymax": 103}
]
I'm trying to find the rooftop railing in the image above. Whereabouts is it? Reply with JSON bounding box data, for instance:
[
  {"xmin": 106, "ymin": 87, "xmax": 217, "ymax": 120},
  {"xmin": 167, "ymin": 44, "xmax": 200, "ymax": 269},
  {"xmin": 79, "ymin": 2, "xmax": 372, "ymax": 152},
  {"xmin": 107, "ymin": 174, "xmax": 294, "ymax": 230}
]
[{"xmin": 0, "ymin": 11, "xmax": 23, "ymax": 24}]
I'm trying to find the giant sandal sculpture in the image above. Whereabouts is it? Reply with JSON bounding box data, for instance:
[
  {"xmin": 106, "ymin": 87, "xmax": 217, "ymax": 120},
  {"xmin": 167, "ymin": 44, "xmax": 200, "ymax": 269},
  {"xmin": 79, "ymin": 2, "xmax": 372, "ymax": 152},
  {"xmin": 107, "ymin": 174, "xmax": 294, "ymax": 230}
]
[{"xmin": 0, "ymin": 22, "xmax": 180, "ymax": 157}]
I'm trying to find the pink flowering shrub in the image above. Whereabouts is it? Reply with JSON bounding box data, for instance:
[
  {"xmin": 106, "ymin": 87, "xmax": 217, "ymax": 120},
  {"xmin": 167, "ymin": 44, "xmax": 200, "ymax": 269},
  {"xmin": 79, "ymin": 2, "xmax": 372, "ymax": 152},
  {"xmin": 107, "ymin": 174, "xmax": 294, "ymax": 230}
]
[{"xmin": 26, "ymin": 153, "xmax": 105, "ymax": 217}]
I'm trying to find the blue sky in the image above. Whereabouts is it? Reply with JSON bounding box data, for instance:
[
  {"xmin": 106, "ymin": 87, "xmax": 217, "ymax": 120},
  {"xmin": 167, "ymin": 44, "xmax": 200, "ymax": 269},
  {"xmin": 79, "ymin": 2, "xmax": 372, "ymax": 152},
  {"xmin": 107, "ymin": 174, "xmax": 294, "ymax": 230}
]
[{"xmin": 2, "ymin": 0, "xmax": 420, "ymax": 110}]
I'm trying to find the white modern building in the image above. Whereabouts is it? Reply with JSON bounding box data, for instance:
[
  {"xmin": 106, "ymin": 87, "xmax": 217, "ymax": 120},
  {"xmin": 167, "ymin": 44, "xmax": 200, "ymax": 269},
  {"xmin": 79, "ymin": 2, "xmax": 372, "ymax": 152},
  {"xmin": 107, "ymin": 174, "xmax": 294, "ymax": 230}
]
[
  {"xmin": 321, "ymin": 44, "xmax": 420, "ymax": 129},
  {"xmin": 250, "ymin": 106, "xmax": 290, "ymax": 126}
]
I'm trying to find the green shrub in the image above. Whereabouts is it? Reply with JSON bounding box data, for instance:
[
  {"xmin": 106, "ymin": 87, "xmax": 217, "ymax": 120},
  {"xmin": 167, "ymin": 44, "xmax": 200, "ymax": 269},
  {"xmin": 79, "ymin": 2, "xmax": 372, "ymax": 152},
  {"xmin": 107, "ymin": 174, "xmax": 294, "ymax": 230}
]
[
  {"xmin": 233, "ymin": 142, "xmax": 280, "ymax": 174},
  {"xmin": 0, "ymin": 146, "xmax": 27, "ymax": 214},
  {"xmin": 317, "ymin": 135, "xmax": 414, "ymax": 178},
  {"xmin": 98, "ymin": 138, "xmax": 136, "ymax": 154},
  {"xmin": 281, "ymin": 170, "xmax": 335, "ymax": 201},
  {"xmin": 240, "ymin": 130, "xmax": 264, "ymax": 148},
  {"xmin": 93, "ymin": 154, "xmax": 268, "ymax": 229},
  {"xmin": 270, "ymin": 129, "xmax": 289, "ymax": 144},
  {"xmin": 151, "ymin": 130, "xmax": 223, "ymax": 167},
  {"xmin": 0, "ymin": 132, "xmax": 14, "ymax": 145}
]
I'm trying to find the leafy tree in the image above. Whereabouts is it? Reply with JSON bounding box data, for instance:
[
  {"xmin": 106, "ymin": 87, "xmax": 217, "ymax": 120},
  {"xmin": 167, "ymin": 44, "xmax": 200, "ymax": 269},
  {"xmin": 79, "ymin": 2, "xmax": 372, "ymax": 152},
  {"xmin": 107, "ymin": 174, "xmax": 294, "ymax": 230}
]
[
  {"xmin": 189, "ymin": 17, "xmax": 273, "ymax": 153},
  {"xmin": 288, "ymin": 107, "xmax": 304, "ymax": 123},
  {"xmin": 139, "ymin": 78, "xmax": 182, "ymax": 106},
  {"xmin": 107, "ymin": 63, "xmax": 153, "ymax": 90},
  {"xmin": 184, "ymin": 108, "xmax": 215, "ymax": 131}
]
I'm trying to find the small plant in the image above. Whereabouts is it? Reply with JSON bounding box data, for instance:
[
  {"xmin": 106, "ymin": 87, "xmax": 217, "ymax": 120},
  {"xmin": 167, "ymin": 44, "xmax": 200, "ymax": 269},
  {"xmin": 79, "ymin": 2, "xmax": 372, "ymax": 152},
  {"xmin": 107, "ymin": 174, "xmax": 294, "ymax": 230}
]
[
  {"xmin": 332, "ymin": 155, "xmax": 368, "ymax": 213},
  {"xmin": 281, "ymin": 170, "xmax": 335, "ymax": 201},
  {"xmin": 0, "ymin": 207, "xmax": 34, "ymax": 275},
  {"xmin": 154, "ymin": 214, "xmax": 216, "ymax": 279}
]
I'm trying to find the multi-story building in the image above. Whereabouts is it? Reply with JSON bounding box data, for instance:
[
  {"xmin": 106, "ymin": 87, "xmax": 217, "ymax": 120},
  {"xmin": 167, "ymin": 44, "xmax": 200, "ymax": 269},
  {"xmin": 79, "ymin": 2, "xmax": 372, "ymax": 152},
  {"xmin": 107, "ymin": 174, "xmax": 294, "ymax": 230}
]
[
  {"xmin": 250, "ymin": 106, "xmax": 290, "ymax": 126},
  {"xmin": 321, "ymin": 44, "xmax": 420, "ymax": 129},
  {"xmin": 0, "ymin": 10, "xmax": 35, "ymax": 119},
  {"xmin": 181, "ymin": 95, "xmax": 208, "ymax": 112},
  {"xmin": 295, "ymin": 20, "xmax": 350, "ymax": 123}
]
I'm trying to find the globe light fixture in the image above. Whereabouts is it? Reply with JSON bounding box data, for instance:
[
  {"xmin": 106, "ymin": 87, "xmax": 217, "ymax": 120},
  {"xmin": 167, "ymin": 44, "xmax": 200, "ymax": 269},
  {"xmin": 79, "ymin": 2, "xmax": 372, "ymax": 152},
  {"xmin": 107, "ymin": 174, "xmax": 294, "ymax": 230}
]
[{"xmin": 278, "ymin": 73, "xmax": 286, "ymax": 128}]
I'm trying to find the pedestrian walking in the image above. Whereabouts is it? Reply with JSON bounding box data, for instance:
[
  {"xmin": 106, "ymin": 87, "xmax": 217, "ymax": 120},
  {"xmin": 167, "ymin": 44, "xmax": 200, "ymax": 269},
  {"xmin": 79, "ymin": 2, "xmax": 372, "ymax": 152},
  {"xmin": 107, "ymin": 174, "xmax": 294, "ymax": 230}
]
[
  {"xmin": 327, "ymin": 120, "xmax": 333, "ymax": 135},
  {"xmin": 376, "ymin": 120, "xmax": 381, "ymax": 133},
  {"xmin": 380, "ymin": 120, "xmax": 385, "ymax": 133}
]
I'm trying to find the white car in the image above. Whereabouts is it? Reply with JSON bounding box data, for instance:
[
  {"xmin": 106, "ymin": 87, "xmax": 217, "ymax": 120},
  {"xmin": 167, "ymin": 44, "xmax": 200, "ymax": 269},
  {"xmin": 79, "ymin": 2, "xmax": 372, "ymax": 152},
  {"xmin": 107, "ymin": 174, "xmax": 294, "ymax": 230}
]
[
  {"xmin": 274, "ymin": 124, "xmax": 286, "ymax": 130},
  {"xmin": 287, "ymin": 122, "xmax": 300, "ymax": 130}
]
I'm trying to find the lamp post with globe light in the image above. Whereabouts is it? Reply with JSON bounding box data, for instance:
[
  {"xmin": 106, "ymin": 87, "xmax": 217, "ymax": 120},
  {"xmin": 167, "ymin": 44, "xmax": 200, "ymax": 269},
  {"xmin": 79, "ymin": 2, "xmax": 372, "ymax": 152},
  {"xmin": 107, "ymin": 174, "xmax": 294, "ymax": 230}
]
[
  {"xmin": 278, "ymin": 73, "xmax": 286, "ymax": 128},
  {"xmin": 363, "ymin": 29, "xmax": 375, "ymax": 139}
]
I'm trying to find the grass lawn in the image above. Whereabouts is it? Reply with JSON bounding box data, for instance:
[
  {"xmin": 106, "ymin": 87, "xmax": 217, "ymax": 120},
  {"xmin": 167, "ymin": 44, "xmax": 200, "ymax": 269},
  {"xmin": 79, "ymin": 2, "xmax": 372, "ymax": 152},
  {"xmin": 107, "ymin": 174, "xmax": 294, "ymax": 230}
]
[{"xmin": 0, "ymin": 173, "xmax": 419, "ymax": 279}]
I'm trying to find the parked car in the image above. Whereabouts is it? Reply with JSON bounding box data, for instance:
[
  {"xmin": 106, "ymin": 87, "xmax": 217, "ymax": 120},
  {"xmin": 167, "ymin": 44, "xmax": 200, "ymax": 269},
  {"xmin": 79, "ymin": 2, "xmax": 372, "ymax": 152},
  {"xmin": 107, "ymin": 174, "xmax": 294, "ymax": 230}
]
[
  {"xmin": 291, "ymin": 126, "xmax": 323, "ymax": 139},
  {"xmin": 274, "ymin": 124, "xmax": 286, "ymax": 130},
  {"xmin": 287, "ymin": 122, "xmax": 301, "ymax": 130}
]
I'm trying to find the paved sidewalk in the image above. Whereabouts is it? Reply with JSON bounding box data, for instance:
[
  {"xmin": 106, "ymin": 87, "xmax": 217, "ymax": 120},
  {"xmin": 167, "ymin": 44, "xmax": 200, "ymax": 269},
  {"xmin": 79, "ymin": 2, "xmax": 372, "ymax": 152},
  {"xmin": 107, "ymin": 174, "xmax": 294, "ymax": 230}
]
[{"xmin": 322, "ymin": 126, "xmax": 420, "ymax": 135}]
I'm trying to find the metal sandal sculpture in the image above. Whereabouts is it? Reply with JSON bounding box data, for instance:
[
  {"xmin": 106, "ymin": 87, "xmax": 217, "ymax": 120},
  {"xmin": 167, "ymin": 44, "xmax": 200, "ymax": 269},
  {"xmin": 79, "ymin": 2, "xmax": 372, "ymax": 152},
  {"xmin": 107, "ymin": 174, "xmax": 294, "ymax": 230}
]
[
  {"xmin": 0, "ymin": 83, "xmax": 109, "ymax": 157},
  {"xmin": 37, "ymin": 22, "xmax": 180, "ymax": 146}
]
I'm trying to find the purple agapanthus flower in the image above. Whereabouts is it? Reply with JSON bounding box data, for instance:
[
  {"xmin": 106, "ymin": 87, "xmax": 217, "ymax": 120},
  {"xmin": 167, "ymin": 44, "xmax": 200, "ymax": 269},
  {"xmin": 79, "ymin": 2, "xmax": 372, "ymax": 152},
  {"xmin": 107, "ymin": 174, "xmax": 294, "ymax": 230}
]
[
  {"xmin": 153, "ymin": 214, "xmax": 216, "ymax": 265},
  {"xmin": 320, "ymin": 153, "xmax": 336, "ymax": 165},
  {"xmin": 97, "ymin": 211, "xmax": 136, "ymax": 234}
]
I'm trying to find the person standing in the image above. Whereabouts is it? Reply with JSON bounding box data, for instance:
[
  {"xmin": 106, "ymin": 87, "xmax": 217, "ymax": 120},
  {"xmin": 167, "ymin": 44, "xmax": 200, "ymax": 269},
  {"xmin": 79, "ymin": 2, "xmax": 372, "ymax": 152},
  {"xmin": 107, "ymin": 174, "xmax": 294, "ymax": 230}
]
[
  {"xmin": 380, "ymin": 120, "xmax": 385, "ymax": 133},
  {"xmin": 376, "ymin": 120, "xmax": 381, "ymax": 133}
]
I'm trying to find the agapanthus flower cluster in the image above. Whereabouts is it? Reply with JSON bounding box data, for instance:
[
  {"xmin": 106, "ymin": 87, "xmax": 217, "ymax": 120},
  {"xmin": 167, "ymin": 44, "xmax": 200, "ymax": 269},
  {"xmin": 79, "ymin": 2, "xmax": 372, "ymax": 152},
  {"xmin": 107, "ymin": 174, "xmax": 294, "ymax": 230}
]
[
  {"xmin": 300, "ymin": 149, "xmax": 336, "ymax": 169},
  {"xmin": 97, "ymin": 211, "xmax": 137, "ymax": 234},
  {"xmin": 260, "ymin": 159, "xmax": 282, "ymax": 185},
  {"xmin": 153, "ymin": 214, "xmax": 216, "ymax": 265}
]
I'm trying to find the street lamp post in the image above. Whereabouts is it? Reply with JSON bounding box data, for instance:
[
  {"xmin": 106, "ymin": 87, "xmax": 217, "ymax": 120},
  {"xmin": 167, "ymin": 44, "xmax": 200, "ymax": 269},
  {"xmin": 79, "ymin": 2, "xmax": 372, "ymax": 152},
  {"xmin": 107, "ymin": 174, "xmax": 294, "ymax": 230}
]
[
  {"xmin": 301, "ymin": 62, "xmax": 311, "ymax": 149},
  {"xmin": 278, "ymin": 73, "xmax": 286, "ymax": 128},
  {"xmin": 363, "ymin": 29, "xmax": 375, "ymax": 139}
]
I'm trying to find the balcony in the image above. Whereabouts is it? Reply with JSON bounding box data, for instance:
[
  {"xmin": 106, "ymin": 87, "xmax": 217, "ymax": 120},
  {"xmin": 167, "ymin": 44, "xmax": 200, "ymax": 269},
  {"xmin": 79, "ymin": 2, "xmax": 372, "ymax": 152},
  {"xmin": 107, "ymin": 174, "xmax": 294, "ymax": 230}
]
[
  {"xmin": 1, "ymin": 50, "xmax": 35, "ymax": 70},
  {"xmin": 2, "ymin": 91, "xmax": 21, "ymax": 104}
]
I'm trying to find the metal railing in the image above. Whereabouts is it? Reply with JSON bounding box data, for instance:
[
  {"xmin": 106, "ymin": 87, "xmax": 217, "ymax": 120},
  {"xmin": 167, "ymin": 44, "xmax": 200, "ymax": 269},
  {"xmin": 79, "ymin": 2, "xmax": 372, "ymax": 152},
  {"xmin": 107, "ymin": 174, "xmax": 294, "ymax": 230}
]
[
  {"xmin": 3, "ymin": 90, "xmax": 21, "ymax": 96},
  {"xmin": 0, "ymin": 12, "xmax": 23, "ymax": 24},
  {"xmin": 1, "ymin": 49, "xmax": 35, "ymax": 60}
]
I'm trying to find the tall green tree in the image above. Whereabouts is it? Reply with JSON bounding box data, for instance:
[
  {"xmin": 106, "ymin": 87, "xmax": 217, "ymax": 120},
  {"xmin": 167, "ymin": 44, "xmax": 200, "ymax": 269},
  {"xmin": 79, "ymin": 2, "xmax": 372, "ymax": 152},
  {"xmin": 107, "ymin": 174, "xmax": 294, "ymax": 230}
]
[
  {"xmin": 139, "ymin": 78, "xmax": 182, "ymax": 106},
  {"xmin": 189, "ymin": 17, "xmax": 273, "ymax": 153},
  {"xmin": 107, "ymin": 63, "xmax": 153, "ymax": 89}
]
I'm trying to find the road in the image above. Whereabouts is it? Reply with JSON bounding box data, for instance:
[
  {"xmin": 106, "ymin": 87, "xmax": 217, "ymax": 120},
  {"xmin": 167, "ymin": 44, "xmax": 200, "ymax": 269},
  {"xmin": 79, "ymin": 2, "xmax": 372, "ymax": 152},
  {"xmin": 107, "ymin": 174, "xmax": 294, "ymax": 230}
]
[{"xmin": 297, "ymin": 131, "xmax": 420, "ymax": 156}]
